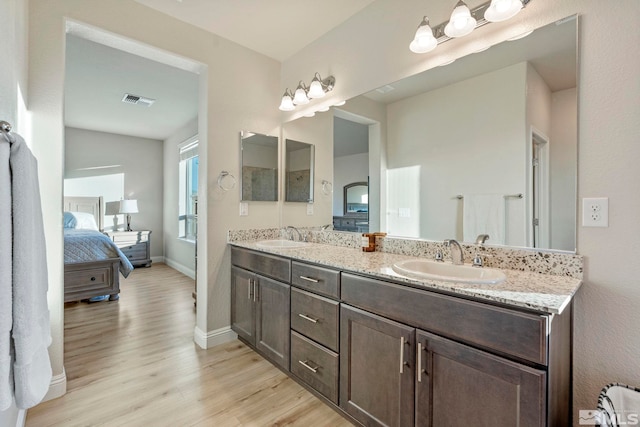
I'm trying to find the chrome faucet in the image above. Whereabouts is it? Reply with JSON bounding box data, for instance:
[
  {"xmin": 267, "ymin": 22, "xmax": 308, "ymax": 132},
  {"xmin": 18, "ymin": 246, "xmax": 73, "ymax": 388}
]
[
  {"xmin": 475, "ymin": 234, "xmax": 490, "ymax": 245},
  {"xmin": 444, "ymin": 239, "xmax": 464, "ymax": 265},
  {"xmin": 286, "ymin": 226, "xmax": 302, "ymax": 241}
]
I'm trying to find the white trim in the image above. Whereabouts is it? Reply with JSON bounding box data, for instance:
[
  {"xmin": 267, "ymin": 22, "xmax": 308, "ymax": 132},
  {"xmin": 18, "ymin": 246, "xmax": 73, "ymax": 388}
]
[
  {"xmin": 150, "ymin": 255, "xmax": 165, "ymax": 265},
  {"xmin": 16, "ymin": 409, "xmax": 26, "ymax": 427},
  {"xmin": 164, "ymin": 257, "xmax": 195, "ymax": 279},
  {"xmin": 193, "ymin": 326, "xmax": 237, "ymax": 349},
  {"xmin": 42, "ymin": 368, "xmax": 67, "ymax": 402}
]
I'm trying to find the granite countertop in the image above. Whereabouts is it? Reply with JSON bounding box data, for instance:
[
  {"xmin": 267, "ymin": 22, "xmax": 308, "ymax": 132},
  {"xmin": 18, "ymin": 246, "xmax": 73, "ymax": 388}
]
[{"xmin": 229, "ymin": 240, "xmax": 582, "ymax": 315}]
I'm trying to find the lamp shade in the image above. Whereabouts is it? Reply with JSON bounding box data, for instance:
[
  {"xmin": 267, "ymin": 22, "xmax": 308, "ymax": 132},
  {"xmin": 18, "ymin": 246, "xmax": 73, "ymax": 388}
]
[
  {"xmin": 279, "ymin": 92, "xmax": 295, "ymax": 111},
  {"xmin": 484, "ymin": 0, "xmax": 523, "ymax": 22},
  {"xmin": 119, "ymin": 199, "xmax": 138, "ymax": 214},
  {"xmin": 293, "ymin": 83, "xmax": 310, "ymax": 105},
  {"xmin": 444, "ymin": 0, "xmax": 477, "ymax": 38},
  {"xmin": 410, "ymin": 17, "xmax": 438, "ymax": 53},
  {"xmin": 308, "ymin": 77, "xmax": 326, "ymax": 98}
]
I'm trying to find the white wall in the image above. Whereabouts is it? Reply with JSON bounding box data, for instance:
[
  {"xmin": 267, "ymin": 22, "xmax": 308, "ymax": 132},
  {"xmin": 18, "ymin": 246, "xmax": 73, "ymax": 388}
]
[
  {"xmin": 283, "ymin": 0, "xmax": 640, "ymax": 421},
  {"xmin": 333, "ymin": 153, "xmax": 368, "ymax": 217},
  {"xmin": 387, "ymin": 63, "xmax": 527, "ymax": 245},
  {"xmin": 550, "ymin": 88, "xmax": 578, "ymax": 251},
  {"xmin": 163, "ymin": 118, "xmax": 198, "ymax": 277},
  {"xmin": 28, "ymin": 0, "xmax": 281, "ymax": 401},
  {"xmin": 65, "ymin": 127, "xmax": 164, "ymax": 257}
]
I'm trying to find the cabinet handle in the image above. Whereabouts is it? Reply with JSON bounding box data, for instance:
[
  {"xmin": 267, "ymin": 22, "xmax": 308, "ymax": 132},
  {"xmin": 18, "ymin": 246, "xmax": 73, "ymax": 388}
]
[
  {"xmin": 299, "ymin": 275, "xmax": 319, "ymax": 283},
  {"xmin": 253, "ymin": 280, "xmax": 259, "ymax": 302},
  {"xmin": 400, "ymin": 336, "xmax": 405, "ymax": 374},
  {"xmin": 298, "ymin": 313, "xmax": 318, "ymax": 323},
  {"xmin": 417, "ymin": 342, "xmax": 422, "ymax": 383},
  {"xmin": 90, "ymin": 276, "xmax": 96, "ymax": 282},
  {"xmin": 298, "ymin": 360, "xmax": 319, "ymax": 373}
]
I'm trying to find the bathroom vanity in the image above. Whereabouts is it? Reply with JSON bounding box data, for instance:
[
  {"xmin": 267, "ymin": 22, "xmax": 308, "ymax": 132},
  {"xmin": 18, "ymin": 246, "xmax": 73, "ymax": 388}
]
[{"xmin": 230, "ymin": 238, "xmax": 581, "ymax": 426}]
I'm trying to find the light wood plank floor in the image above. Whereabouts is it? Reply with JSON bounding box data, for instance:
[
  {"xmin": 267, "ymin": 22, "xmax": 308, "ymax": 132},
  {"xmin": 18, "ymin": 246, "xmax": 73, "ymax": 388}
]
[{"xmin": 26, "ymin": 263, "xmax": 353, "ymax": 427}]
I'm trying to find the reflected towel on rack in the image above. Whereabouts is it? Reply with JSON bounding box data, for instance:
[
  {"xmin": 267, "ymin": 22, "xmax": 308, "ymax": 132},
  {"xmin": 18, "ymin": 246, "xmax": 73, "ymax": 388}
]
[
  {"xmin": 463, "ymin": 194, "xmax": 505, "ymax": 245},
  {"xmin": 6, "ymin": 133, "xmax": 52, "ymax": 410}
]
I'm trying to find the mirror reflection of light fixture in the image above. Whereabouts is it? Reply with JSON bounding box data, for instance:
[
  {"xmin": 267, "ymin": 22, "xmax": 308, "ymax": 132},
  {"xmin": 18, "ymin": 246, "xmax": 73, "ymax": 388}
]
[
  {"xmin": 279, "ymin": 73, "xmax": 335, "ymax": 111},
  {"xmin": 119, "ymin": 199, "xmax": 138, "ymax": 232},
  {"xmin": 444, "ymin": 1, "xmax": 476, "ymax": 38},
  {"xmin": 409, "ymin": 0, "xmax": 532, "ymax": 54}
]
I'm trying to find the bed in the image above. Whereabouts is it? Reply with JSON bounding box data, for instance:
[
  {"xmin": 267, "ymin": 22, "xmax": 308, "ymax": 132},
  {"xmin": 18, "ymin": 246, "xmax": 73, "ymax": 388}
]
[{"xmin": 63, "ymin": 196, "xmax": 134, "ymax": 302}]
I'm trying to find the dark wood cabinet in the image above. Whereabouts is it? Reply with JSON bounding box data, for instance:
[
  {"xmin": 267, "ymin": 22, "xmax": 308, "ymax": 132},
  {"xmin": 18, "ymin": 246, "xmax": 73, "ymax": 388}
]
[
  {"xmin": 340, "ymin": 304, "xmax": 415, "ymax": 427},
  {"xmin": 416, "ymin": 330, "xmax": 546, "ymax": 427},
  {"xmin": 231, "ymin": 265, "xmax": 290, "ymax": 370}
]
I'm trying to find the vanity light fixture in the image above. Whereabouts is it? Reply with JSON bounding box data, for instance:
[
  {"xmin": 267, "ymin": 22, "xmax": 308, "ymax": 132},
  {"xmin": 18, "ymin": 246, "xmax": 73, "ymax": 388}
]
[
  {"xmin": 279, "ymin": 73, "xmax": 336, "ymax": 111},
  {"xmin": 409, "ymin": 0, "xmax": 532, "ymax": 54}
]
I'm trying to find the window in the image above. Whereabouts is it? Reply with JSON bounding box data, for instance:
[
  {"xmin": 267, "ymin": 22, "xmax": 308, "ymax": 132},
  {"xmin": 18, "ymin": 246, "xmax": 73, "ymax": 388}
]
[{"xmin": 178, "ymin": 137, "xmax": 198, "ymax": 242}]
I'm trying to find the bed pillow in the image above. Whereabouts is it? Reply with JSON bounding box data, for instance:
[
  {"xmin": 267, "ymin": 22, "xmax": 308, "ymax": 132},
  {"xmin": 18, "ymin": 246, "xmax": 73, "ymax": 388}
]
[{"xmin": 63, "ymin": 211, "xmax": 99, "ymax": 230}]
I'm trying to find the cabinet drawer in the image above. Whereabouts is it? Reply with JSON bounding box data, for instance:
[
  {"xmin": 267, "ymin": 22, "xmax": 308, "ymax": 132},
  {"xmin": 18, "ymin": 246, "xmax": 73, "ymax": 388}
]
[
  {"xmin": 291, "ymin": 331, "xmax": 339, "ymax": 404},
  {"xmin": 341, "ymin": 273, "xmax": 548, "ymax": 365},
  {"xmin": 64, "ymin": 261, "xmax": 119, "ymax": 302},
  {"xmin": 291, "ymin": 262, "xmax": 340, "ymax": 298},
  {"xmin": 231, "ymin": 247, "xmax": 291, "ymax": 283},
  {"xmin": 65, "ymin": 266, "xmax": 110, "ymax": 289},
  {"xmin": 291, "ymin": 288, "xmax": 339, "ymax": 352}
]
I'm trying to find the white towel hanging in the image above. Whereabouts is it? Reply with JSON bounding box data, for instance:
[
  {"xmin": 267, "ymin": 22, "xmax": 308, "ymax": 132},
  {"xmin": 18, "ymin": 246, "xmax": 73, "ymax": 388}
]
[{"xmin": 463, "ymin": 194, "xmax": 506, "ymax": 244}]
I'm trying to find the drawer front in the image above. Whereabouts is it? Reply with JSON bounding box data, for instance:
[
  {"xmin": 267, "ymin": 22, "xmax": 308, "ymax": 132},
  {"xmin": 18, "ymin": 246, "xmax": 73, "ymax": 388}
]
[
  {"xmin": 231, "ymin": 247, "xmax": 291, "ymax": 283},
  {"xmin": 64, "ymin": 262, "xmax": 118, "ymax": 302},
  {"xmin": 341, "ymin": 273, "xmax": 548, "ymax": 365},
  {"xmin": 290, "ymin": 331, "xmax": 339, "ymax": 404},
  {"xmin": 121, "ymin": 243, "xmax": 147, "ymax": 260},
  {"xmin": 65, "ymin": 266, "xmax": 110, "ymax": 289},
  {"xmin": 111, "ymin": 232, "xmax": 149, "ymax": 245},
  {"xmin": 291, "ymin": 262, "xmax": 340, "ymax": 298},
  {"xmin": 291, "ymin": 288, "xmax": 339, "ymax": 352}
]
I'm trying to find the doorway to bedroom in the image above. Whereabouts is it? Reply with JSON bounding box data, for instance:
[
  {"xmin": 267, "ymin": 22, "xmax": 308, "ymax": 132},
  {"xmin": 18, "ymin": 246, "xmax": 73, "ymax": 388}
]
[{"xmin": 62, "ymin": 22, "xmax": 205, "ymax": 332}]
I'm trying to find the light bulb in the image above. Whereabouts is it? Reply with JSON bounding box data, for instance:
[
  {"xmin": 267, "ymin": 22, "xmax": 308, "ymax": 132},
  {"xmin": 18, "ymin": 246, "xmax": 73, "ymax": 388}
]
[{"xmin": 485, "ymin": 0, "xmax": 523, "ymax": 22}]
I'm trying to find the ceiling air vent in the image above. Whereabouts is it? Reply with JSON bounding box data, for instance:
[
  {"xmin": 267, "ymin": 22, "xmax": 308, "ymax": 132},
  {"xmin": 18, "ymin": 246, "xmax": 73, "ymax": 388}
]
[{"xmin": 121, "ymin": 93, "xmax": 156, "ymax": 107}]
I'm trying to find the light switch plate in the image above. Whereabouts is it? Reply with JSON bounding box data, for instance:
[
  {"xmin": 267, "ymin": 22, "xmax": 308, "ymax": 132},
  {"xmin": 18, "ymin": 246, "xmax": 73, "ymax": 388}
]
[
  {"xmin": 306, "ymin": 203, "xmax": 314, "ymax": 215},
  {"xmin": 239, "ymin": 202, "xmax": 249, "ymax": 216},
  {"xmin": 582, "ymin": 197, "xmax": 608, "ymax": 227}
]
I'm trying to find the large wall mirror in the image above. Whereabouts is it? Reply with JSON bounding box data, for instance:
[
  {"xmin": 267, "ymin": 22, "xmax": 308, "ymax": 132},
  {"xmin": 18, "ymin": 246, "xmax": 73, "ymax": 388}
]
[
  {"xmin": 285, "ymin": 139, "xmax": 315, "ymax": 203},
  {"xmin": 326, "ymin": 16, "xmax": 577, "ymax": 252},
  {"xmin": 240, "ymin": 131, "xmax": 278, "ymax": 201}
]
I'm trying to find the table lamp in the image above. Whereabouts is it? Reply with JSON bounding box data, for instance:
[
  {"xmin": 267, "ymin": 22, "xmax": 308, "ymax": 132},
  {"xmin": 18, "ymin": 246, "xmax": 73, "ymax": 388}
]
[{"xmin": 119, "ymin": 199, "xmax": 138, "ymax": 231}]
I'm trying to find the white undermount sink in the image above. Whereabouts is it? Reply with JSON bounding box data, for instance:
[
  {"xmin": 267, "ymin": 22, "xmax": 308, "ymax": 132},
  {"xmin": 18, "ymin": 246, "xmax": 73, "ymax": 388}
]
[
  {"xmin": 392, "ymin": 259, "xmax": 506, "ymax": 285},
  {"xmin": 256, "ymin": 239, "xmax": 309, "ymax": 249}
]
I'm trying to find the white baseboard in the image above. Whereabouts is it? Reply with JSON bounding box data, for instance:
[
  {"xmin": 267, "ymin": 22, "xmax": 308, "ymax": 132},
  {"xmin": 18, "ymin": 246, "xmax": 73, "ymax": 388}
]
[
  {"xmin": 164, "ymin": 257, "xmax": 195, "ymax": 279},
  {"xmin": 42, "ymin": 368, "xmax": 66, "ymax": 403},
  {"xmin": 193, "ymin": 326, "xmax": 237, "ymax": 349},
  {"xmin": 16, "ymin": 409, "xmax": 26, "ymax": 427},
  {"xmin": 150, "ymin": 256, "xmax": 165, "ymax": 265}
]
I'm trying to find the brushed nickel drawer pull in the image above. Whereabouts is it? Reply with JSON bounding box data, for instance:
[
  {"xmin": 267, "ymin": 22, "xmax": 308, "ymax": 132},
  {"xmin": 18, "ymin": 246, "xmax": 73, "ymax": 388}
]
[
  {"xmin": 299, "ymin": 276, "xmax": 319, "ymax": 283},
  {"xmin": 298, "ymin": 360, "xmax": 319, "ymax": 373},
  {"xmin": 400, "ymin": 336, "xmax": 405, "ymax": 374},
  {"xmin": 298, "ymin": 313, "xmax": 318, "ymax": 323},
  {"xmin": 417, "ymin": 342, "xmax": 422, "ymax": 383}
]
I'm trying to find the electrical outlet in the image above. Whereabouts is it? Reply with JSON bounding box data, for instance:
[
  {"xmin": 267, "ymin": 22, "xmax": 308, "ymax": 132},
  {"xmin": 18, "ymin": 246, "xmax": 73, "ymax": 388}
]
[
  {"xmin": 306, "ymin": 203, "xmax": 314, "ymax": 215},
  {"xmin": 239, "ymin": 202, "xmax": 249, "ymax": 216},
  {"xmin": 582, "ymin": 197, "xmax": 608, "ymax": 227}
]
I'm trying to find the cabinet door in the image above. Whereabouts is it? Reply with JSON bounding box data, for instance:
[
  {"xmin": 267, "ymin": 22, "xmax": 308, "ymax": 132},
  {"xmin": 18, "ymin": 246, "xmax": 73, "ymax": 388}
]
[
  {"xmin": 231, "ymin": 266, "xmax": 255, "ymax": 345},
  {"xmin": 416, "ymin": 330, "xmax": 546, "ymax": 427},
  {"xmin": 255, "ymin": 275, "xmax": 290, "ymax": 370},
  {"xmin": 340, "ymin": 304, "xmax": 415, "ymax": 427}
]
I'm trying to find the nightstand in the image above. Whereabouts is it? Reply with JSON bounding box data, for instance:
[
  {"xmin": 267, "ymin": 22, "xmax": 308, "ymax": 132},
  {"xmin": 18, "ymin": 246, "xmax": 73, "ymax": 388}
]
[{"xmin": 106, "ymin": 230, "xmax": 152, "ymax": 267}]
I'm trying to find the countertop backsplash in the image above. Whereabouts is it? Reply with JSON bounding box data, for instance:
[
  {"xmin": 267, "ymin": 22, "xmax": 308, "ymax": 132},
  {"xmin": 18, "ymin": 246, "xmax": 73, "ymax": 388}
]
[{"xmin": 228, "ymin": 228, "xmax": 583, "ymax": 279}]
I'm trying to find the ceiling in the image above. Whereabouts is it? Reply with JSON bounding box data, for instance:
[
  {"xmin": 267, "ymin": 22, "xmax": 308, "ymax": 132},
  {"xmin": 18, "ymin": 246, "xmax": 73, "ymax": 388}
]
[
  {"xmin": 64, "ymin": 34, "xmax": 199, "ymax": 140},
  {"xmin": 64, "ymin": 1, "xmax": 375, "ymax": 140},
  {"xmin": 133, "ymin": 0, "xmax": 375, "ymax": 62}
]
